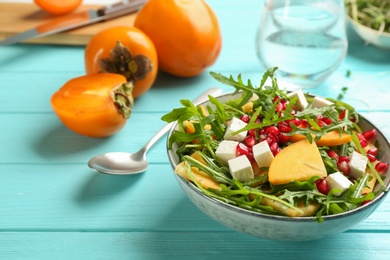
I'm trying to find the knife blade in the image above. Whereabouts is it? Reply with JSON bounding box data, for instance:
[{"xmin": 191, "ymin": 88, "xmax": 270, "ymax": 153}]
[{"xmin": 0, "ymin": 0, "xmax": 145, "ymax": 46}]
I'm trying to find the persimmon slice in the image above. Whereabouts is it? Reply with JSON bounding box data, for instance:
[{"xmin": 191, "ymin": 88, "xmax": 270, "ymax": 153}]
[
  {"xmin": 290, "ymin": 130, "xmax": 352, "ymax": 146},
  {"xmin": 269, "ymin": 139, "xmax": 327, "ymax": 185}
]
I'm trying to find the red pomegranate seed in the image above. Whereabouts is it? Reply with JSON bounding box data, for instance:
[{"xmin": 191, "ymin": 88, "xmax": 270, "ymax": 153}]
[
  {"xmin": 339, "ymin": 109, "xmax": 346, "ymax": 120},
  {"xmin": 273, "ymin": 147, "xmax": 282, "ymax": 156},
  {"xmin": 278, "ymin": 133, "xmax": 290, "ymax": 143},
  {"xmin": 367, "ymin": 147, "xmax": 378, "ymax": 157},
  {"xmin": 267, "ymin": 133, "xmax": 279, "ymax": 143},
  {"xmin": 338, "ymin": 161, "xmax": 350, "ymax": 176},
  {"xmin": 287, "ymin": 118, "xmax": 301, "ymax": 126},
  {"xmin": 240, "ymin": 114, "xmax": 250, "ymax": 123},
  {"xmin": 327, "ymin": 150, "xmax": 339, "ymax": 160},
  {"xmin": 236, "ymin": 143, "xmax": 250, "ymax": 156},
  {"xmin": 290, "ymin": 109, "xmax": 296, "ymax": 116},
  {"xmin": 276, "ymin": 102, "xmax": 284, "ymax": 112},
  {"xmin": 360, "ymin": 139, "xmax": 368, "ymax": 148},
  {"xmin": 338, "ymin": 155, "xmax": 350, "ymax": 164},
  {"xmin": 248, "ymin": 129, "xmax": 256, "ymax": 137},
  {"xmin": 321, "ymin": 117, "xmax": 332, "ymax": 125},
  {"xmin": 266, "ymin": 137, "xmax": 273, "ymax": 145},
  {"xmin": 255, "ymin": 118, "xmax": 261, "ymax": 124},
  {"xmin": 265, "ymin": 126, "xmax": 280, "ymax": 136},
  {"xmin": 269, "ymin": 142, "xmax": 279, "ymax": 153},
  {"xmin": 278, "ymin": 122, "xmax": 292, "ymax": 133},
  {"xmin": 361, "ymin": 200, "xmax": 371, "ymax": 206},
  {"xmin": 315, "ymin": 178, "xmax": 329, "ymax": 195},
  {"xmin": 367, "ymin": 154, "xmax": 376, "ymax": 163},
  {"xmin": 375, "ymin": 162, "xmax": 389, "ymax": 173},
  {"xmin": 259, "ymin": 134, "xmax": 267, "ymax": 142},
  {"xmin": 356, "ymin": 133, "xmax": 366, "ymax": 141},
  {"xmin": 300, "ymin": 119, "xmax": 308, "ymax": 128},
  {"xmin": 245, "ymin": 135, "xmax": 256, "ymax": 147},
  {"xmin": 363, "ymin": 129, "xmax": 376, "ymax": 141}
]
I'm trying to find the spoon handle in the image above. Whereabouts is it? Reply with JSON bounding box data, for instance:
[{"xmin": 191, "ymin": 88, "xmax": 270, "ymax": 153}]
[{"xmin": 141, "ymin": 87, "xmax": 223, "ymax": 154}]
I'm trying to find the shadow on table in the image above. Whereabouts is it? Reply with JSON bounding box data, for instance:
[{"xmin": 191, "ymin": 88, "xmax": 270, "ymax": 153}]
[
  {"xmin": 73, "ymin": 171, "xmax": 142, "ymax": 207},
  {"xmin": 33, "ymin": 124, "xmax": 110, "ymax": 159}
]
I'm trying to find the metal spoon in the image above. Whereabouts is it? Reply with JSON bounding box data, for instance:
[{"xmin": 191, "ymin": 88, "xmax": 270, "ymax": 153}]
[{"xmin": 88, "ymin": 87, "xmax": 223, "ymax": 175}]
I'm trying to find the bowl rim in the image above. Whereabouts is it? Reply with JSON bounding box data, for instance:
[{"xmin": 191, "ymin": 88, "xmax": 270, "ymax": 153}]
[
  {"xmin": 346, "ymin": 15, "xmax": 390, "ymax": 37},
  {"xmin": 166, "ymin": 91, "xmax": 390, "ymax": 221}
]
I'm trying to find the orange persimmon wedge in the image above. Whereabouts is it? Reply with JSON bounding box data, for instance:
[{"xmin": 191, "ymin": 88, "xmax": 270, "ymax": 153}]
[
  {"xmin": 290, "ymin": 130, "xmax": 352, "ymax": 146},
  {"xmin": 175, "ymin": 162, "xmax": 221, "ymax": 190},
  {"xmin": 268, "ymin": 139, "xmax": 327, "ymax": 185}
]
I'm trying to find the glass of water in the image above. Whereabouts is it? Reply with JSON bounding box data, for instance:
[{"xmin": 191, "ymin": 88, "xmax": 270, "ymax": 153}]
[{"xmin": 256, "ymin": 0, "xmax": 348, "ymax": 88}]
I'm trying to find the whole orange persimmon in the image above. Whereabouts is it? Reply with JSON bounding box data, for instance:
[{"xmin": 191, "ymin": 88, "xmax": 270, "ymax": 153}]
[
  {"xmin": 34, "ymin": 0, "xmax": 82, "ymax": 15},
  {"xmin": 134, "ymin": 0, "xmax": 222, "ymax": 77},
  {"xmin": 51, "ymin": 73, "xmax": 134, "ymax": 138},
  {"xmin": 85, "ymin": 26, "xmax": 158, "ymax": 98}
]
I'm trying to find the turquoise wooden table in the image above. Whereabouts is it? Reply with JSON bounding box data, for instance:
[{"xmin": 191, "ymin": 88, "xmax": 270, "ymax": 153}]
[{"xmin": 1, "ymin": 0, "xmax": 390, "ymax": 259}]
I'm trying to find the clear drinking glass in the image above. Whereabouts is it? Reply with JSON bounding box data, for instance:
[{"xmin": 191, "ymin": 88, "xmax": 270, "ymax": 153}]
[{"xmin": 256, "ymin": 0, "xmax": 348, "ymax": 88}]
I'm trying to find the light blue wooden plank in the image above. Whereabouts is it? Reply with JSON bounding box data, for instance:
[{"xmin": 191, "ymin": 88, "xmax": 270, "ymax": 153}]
[
  {"xmin": 0, "ymin": 113, "xmax": 169, "ymax": 164},
  {"xmin": 1, "ymin": 69, "xmax": 389, "ymax": 114},
  {"xmin": 0, "ymin": 163, "xmax": 389, "ymax": 232},
  {"xmin": 0, "ymin": 231, "xmax": 389, "ymax": 260}
]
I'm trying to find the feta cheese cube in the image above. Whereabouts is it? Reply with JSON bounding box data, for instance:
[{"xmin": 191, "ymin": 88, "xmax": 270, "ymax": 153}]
[
  {"xmin": 252, "ymin": 140, "xmax": 274, "ymax": 168},
  {"xmin": 349, "ymin": 151, "xmax": 368, "ymax": 179},
  {"xmin": 287, "ymin": 89, "xmax": 308, "ymax": 111},
  {"xmin": 228, "ymin": 155, "xmax": 254, "ymax": 182},
  {"xmin": 215, "ymin": 140, "xmax": 239, "ymax": 165},
  {"xmin": 224, "ymin": 117, "xmax": 248, "ymax": 142},
  {"xmin": 311, "ymin": 96, "xmax": 333, "ymax": 109},
  {"xmin": 326, "ymin": 171, "xmax": 353, "ymax": 196}
]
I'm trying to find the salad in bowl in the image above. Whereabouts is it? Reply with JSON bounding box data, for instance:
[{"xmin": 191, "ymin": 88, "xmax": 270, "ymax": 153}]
[{"xmin": 163, "ymin": 68, "xmax": 390, "ymax": 240}]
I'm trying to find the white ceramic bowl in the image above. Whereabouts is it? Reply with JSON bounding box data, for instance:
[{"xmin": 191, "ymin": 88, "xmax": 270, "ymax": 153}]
[
  {"xmin": 347, "ymin": 15, "xmax": 390, "ymax": 50},
  {"xmin": 167, "ymin": 92, "xmax": 390, "ymax": 241}
]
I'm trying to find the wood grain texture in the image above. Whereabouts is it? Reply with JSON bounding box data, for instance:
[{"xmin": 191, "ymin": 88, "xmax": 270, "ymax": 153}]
[
  {"xmin": 0, "ymin": 0, "xmax": 389, "ymax": 259},
  {"xmin": 0, "ymin": 3, "xmax": 137, "ymax": 45}
]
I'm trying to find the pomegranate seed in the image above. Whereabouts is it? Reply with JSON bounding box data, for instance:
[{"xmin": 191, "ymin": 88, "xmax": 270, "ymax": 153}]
[
  {"xmin": 290, "ymin": 109, "xmax": 296, "ymax": 116},
  {"xmin": 363, "ymin": 129, "xmax": 376, "ymax": 141},
  {"xmin": 356, "ymin": 133, "xmax": 365, "ymax": 141},
  {"xmin": 300, "ymin": 119, "xmax": 308, "ymax": 128},
  {"xmin": 339, "ymin": 109, "xmax": 346, "ymax": 119},
  {"xmin": 273, "ymin": 147, "xmax": 282, "ymax": 156},
  {"xmin": 375, "ymin": 162, "xmax": 389, "ymax": 173},
  {"xmin": 361, "ymin": 200, "xmax": 371, "ymax": 206},
  {"xmin": 266, "ymin": 137, "xmax": 273, "ymax": 145},
  {"xmin": 269, "ymin": 142, "xmax": 279, "ymax": 153},
  {"xmin": 367, "ymin": 154, "xmax": 376, "ymax": 163},
  {"xmin": 338, "ymin": 161, "xmax": 350, "ymax": 176},
  {"xmin": 273, "ymin": 96, "xmax": 280, "ymax": 103},
  {"xmin": 278, "ymin": 133, "xmax": 290, "ymax": 143},
  {"xmin": 321, "ymin": 117, "xmax": 332, "ymax": 125},
  {"xmin": 327, "ymin": 150, "xmax": 339, "ymax": 160},
  {"xmin": 287, "ymin": 118, "xmax": 301, "ymax": 126},
  {"xmin": 276, "ymin": 102, "xmax": 284, "ymax": 112},
  {"xmin": 278, "ymin": 122, "xmax": 292, "ymax": 133},
  {"xmin": 248, "ymin": 129, "xmax": 256, "ymax": 137},
  {"xmin": 338, "ymin": 155, "xmax": 350, "ymax": 164},
  {"xmin": 360, "ymin": 139, "xmax": 368, "ymax": 148},
  {"xmin": 245, "ymin": 135, "xmax": 256, "ymax": 147},
  {"xmin": 236, "ymin": 143, "xmax": 250, "ymax": 157},
  {"xmin": 367, "ymin": 147, "xmax": 378, "ymax": 157},
  {"xmin": 315, "ymin": 178, "xmax": 329, "ymax": 195},
  {"xmin": 255, "ymin": 118, "xmax": 261, "ymax": 124},
  {"xmin": 267, "ymin": 133, "xmax": 279, "ymax": 143},
  {"xmin": 265, "ymin": 126, "xmax": 280, "ymax": 136},
  {"xmin": 350, "ymin": 117, "xmax": 356, "ymax": 123},
  {"xmin": 240, "ymin": 114, "xmax": 250, "ymax": 123}
]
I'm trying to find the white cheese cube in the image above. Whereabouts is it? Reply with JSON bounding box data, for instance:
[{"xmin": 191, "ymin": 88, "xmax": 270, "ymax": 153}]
[
  {"xmin": 224, "ymin": 117, "xmax": 248, "ymax": 142},
  {"xmin": 311, "ymin": 96, "xmax": 333, "ymax": 109},
  {"xmin": 349, "ymin": 151, "xmax": 368, "ymax": 179},
  {"xmin": 326, "ymin": 171, "xmax": 353, "ymax": 196},
  {"xmin": 228, "ymin": 155, "xmax": 254, "ymax": 182},
  {"xmin": 287, "ymin": 89, "xmax": 308, "ymax": 111},
  {"xmin": 252, "ymin": 140, "xmax": 274, "ymax": 168},
  {"xmin": 215, "ymin": 140, "xmax": 239, "ymax": 165}
]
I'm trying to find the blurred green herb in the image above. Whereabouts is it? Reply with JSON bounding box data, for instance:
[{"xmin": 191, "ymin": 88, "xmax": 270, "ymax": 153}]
[{"xmin": 345, "ymin": 0, "xmax": 390, "ymax": 33}]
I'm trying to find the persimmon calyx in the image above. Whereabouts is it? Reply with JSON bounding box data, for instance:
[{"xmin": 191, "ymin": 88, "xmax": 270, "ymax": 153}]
[
  {"xmin": 112, "ymin": 82, "xmax": 134, "ymax": 119},
  {"xmin": 98, "ymin": 41, "xmax": 153, "ymax": 83}
]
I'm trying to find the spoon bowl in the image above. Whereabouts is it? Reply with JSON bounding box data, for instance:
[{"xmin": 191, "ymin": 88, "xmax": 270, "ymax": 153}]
[{"xmin": 87, "ymin": 88, "xmax": 223, "ymax": 175}]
